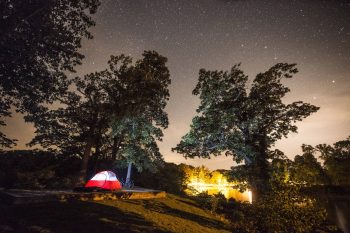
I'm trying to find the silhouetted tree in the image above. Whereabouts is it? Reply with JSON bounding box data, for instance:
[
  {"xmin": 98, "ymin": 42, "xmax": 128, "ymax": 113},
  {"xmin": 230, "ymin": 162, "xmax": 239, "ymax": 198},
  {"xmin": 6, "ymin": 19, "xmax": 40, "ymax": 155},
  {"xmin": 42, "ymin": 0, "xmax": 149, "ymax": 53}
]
[
  {"xmin": 290, "ymin": 145, "xmax": 326, "ymax": 185},
  {"xmin": 173, "ymin": 63, "xmax": 319, "ymax": 201},
  {"xmin": 269, "ymin": 149, "xmax": 292, "ymax": 184},
  {"xmin": 133, "ymin": 162, "xmax": 187, "ymax": 194},
  {"xmin": 0, "ymin": 0, "xmax": 100, "ymax": 148},
  {"xmin": 109, "ymin": 51, "xmax": 171, "ymax": 185},
  {"xmin": 27, "ymin": 70, "xmax": 114, "ymax": 185},
  {"xmin": 0, "ymin": 96, "xmax": 16, "ymax": 149},
  {"xmin": 28, "ymin": 51, "xmax": 171, "ymax": 186},
  {"xmin": 317, "ymin": 136, "xmax": 350, "ymax": 185}
]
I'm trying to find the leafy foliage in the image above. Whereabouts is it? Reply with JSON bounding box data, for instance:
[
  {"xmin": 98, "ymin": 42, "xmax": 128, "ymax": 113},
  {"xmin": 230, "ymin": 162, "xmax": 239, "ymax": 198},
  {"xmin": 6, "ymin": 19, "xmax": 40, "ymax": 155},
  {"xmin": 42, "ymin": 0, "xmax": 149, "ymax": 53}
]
[
  {"xmin": 270, "ymin": 149, "xmax": 293, "ymax": 184},
  {"xmin": 133, "ymin": 162, "xmax": 188, "ymax": 194},
  {"xmin": 109, "ymin": 51, "xmax": 171, "ymax": 172},
  {"xmin": 111, "ymin": 116, "xmax": 164, "ymax": 172},
  {"xmin": 0, "ymin": 150, "xmax": 81, "ymax": 189},
  {"xmin": 226, "ymin": 185, "xmax": 340, "ymax": 233},
  {"xmin": 0, "ymin": 0, "xmax": 100, "ymax": 147},
  {"xmin": 317, "ymin": 136, "xmax": 350, "ymax": 185},
  {"xmin": 27, "ymin": 51, "xmax": 171, "ymax": 183},
  {"xmin": 0, "ymin": 95, "xmax": 16, "ymax": 148},
  {"xmin": 26, "ymin": 71, "xmax": 113, "ymax": 157},
  {"xmin": 195, "ymin": 192, "xmax": 227, "ymax": 213},
  {"xmin": 173, "ymin": 63, "xmax": 319, "ymax": 199},
  {"xmin": 194, "ymin": 182, "xmax": 341, "ymax": 233},
  {"xmin": 287, "ymin": 137, "xmax": 350, "ymax": 186},
  {"xmin": 290, "ymin": 145, "xmax": 327, "ymax": 185}
]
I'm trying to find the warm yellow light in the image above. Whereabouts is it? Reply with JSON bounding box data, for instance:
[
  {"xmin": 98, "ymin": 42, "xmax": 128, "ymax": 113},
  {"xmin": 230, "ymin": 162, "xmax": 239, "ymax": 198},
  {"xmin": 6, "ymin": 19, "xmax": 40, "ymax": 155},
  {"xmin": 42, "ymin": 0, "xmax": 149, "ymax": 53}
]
[
  {"xmin": 248, "ymin": 190, "xmax": 252, "ymax": 204},
  {"xmin": 186, "ymin": 178, "xmax": 252, "ymax": 203}
]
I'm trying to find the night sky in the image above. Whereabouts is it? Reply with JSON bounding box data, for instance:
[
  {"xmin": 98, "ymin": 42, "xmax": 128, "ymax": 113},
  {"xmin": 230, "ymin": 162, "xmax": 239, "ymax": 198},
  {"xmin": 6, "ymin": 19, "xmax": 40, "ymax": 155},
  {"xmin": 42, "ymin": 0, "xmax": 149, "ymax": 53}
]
[{"xmin": 5, "ymin": 0, "xmax": 350, "ymax": 170}]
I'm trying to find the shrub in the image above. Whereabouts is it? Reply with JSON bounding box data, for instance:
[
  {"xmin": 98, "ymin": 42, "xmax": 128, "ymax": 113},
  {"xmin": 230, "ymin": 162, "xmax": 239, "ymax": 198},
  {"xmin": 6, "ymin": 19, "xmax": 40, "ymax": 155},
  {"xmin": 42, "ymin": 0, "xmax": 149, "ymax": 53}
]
[
  {"xmin": 0, "ymin": 150, "xmax": 80, "ymax": 189},
  {"xmin": 194, "ymin": 192, "xmax": 227, "ymax": 213},
  {"xmin": 226, "ymin": 184, "xmax": 341, "ymax": 233},
  {"xmin": 191, "ymin": 183, "xmax": 341, "ymax": 233}
]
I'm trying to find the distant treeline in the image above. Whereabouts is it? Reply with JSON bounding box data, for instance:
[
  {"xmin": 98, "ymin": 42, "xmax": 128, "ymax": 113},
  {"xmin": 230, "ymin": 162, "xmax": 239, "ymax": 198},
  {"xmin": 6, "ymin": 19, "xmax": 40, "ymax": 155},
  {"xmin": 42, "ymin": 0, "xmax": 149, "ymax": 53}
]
[
  {"xmin": 0, "ymin": 150, "xmax": 188, "ymax": 192},
  {"xmin": 0, "ymin": 149, "xmax": 225, "ymax": 194},
  {"xmin": 1, "ymin": 136, "xmax": 349, "ymax": 192},
  {"xmin": 279, "ymin": 137, "xmax": 350, "ymax": 187}
]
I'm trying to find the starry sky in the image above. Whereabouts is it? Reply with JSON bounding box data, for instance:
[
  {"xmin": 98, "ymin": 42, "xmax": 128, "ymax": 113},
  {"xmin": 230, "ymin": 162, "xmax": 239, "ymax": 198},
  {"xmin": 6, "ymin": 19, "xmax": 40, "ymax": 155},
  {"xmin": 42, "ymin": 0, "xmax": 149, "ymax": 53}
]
[{"xmin": 4, "ymin": 0, "xmax": 350, "ymax": 170}]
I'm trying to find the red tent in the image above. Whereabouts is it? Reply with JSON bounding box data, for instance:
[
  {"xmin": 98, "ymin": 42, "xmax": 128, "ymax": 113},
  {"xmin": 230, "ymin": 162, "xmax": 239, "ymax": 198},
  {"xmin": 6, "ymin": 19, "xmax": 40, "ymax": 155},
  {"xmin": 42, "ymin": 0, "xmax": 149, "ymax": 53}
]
[{"xmin": 85, "ymin": 171, "xmax": 122, "ymax": 190}]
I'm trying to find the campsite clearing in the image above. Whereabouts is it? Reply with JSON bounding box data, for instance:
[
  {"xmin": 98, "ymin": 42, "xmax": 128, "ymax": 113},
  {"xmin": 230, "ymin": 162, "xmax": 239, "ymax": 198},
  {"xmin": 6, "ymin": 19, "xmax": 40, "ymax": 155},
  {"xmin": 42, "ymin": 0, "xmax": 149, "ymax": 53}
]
[
  {"xmin": 0, "ymin": 188, "xmax": 166, "ymax": 204},
  {"xmin": 0, "ymin": 194, "xmax": 232, "ymax": 233}
]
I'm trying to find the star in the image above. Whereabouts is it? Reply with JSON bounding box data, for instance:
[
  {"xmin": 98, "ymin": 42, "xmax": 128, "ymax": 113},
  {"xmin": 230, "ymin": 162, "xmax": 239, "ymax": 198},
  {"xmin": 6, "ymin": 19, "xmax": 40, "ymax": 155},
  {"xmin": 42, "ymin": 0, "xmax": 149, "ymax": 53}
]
[{"xmin": 4, "ymin": 0, "xmax": 350, "ymax": 171}]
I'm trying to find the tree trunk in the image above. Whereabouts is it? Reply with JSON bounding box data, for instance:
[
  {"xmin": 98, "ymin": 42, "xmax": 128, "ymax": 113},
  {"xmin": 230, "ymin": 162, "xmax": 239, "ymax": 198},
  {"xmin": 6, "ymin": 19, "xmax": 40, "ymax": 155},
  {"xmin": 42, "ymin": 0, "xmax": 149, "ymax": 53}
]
[
  {"xmin": 250, "ymin": 185, "xmax": 259, "ymax": 204},
  {"xmin": 125, "ymin": 162, "xmax": 132, "ymax": 188},
  {"xmin": 249, "ymin": 137, "xmax": 271, "ymax": 203},
  {"xmin": 75, "ymin": 138, "xmax": 94, "ymax": 187},
  {"xmin": 250, "ymin": 162, "xmax": 270, "ymax": 203}
]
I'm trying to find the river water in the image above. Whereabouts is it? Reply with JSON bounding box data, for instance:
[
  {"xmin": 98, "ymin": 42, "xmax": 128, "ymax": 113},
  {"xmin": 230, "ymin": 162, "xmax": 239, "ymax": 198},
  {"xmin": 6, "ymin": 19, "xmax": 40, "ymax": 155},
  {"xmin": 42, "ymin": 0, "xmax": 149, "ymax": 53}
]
[{"xmin": 323, "ymin": 196, "xmax": 350, "ymax": 233}]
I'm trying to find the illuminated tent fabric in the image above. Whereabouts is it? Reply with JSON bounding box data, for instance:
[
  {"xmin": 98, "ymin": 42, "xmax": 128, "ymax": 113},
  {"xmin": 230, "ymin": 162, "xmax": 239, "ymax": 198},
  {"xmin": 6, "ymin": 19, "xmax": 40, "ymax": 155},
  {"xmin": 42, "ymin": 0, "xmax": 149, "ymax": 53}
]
[{"xmin": 85, "ymin": 171, "xmax": 122, "ymax": 190}]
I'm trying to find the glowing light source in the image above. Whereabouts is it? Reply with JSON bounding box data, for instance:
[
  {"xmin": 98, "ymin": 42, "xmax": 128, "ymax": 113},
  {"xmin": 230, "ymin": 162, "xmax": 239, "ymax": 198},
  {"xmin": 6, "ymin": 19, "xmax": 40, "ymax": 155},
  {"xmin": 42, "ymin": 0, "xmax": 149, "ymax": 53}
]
[
  {"xmin": 248, "ymin": 190, "xmax": 252, "ymax": 204},
  {"xmin": 186, "ymin": 174, "xmax": 252, "ymax": 203}
]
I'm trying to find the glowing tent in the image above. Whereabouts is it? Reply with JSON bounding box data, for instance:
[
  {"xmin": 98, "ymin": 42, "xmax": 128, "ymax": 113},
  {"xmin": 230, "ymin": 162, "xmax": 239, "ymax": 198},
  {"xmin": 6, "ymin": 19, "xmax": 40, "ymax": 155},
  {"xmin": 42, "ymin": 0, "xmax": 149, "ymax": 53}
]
[{"xmin": 85, "ymin": 171, "xmax": 122, "ymax": 190}]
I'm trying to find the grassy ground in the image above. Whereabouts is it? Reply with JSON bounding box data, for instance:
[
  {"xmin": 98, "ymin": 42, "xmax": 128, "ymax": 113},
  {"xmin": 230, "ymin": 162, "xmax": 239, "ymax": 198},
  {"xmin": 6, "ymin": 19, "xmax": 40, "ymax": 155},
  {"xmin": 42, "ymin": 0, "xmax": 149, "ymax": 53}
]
[{"xmin": 0, "ymin": 194, "xmax": 232, "ymax": 233}]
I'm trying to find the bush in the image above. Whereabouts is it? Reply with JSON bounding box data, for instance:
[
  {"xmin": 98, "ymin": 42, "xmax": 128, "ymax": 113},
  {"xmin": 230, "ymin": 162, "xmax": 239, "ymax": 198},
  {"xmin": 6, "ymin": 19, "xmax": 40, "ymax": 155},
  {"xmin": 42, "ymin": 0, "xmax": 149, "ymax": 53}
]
[
  {"xmin": 225, "ymin": 185, "xmax": 341, "ymax": 233},
  {"xmin": 195, "ymin": 192, "xmax": 227, "ymax": 213},
  {"xmin": 191, "ymin": 184, "xmax": 341, "ymax": 233},
  {"xmin": 0, "ymin": 150, "xmax": 81, "ymax": 189},
  {"xmin": 133, "ymin": 162, "xmax": 187, "ymax": 194}
]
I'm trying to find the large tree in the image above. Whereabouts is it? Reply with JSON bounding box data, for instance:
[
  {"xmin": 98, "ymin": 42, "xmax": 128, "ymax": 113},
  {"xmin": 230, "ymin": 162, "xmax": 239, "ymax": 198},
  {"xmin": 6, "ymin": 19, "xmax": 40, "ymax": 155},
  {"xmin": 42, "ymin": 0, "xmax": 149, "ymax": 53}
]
[
  {"xmin": 28, "ymin": 51, "xmax": 171, "ymax": 186},
  {"xmin": 173, "ymin": 63, "xmax": 319, "ymax": 201},
  {"xmin": 0, "ymin": 0, "xmax": 100, "ymax": 148},
  {"xmin": 109, "ymin": 51, "xmax": 171, "ymax": 185},
  {"xmin": 26, "ymin": 71, "xmax": 113, "ymax": 185}
]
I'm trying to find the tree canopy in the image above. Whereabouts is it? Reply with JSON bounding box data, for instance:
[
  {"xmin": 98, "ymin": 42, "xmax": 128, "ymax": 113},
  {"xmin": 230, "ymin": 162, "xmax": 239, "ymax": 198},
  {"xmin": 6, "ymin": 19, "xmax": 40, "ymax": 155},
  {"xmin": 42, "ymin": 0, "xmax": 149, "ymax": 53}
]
[
  {"xmin": 27, "ymin": 51, "xmax": 171, "ymax": 184},
  {"xmin": 109, "ymin": 51, "xmax": 171, "ymax": 172},
  {"xmin": 0, "ymin": 0, "xmax": 100, "ymax": 148},
  {"xmin": 173, "ymin": 63, "xmax": 319, "ymax": 200}
]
